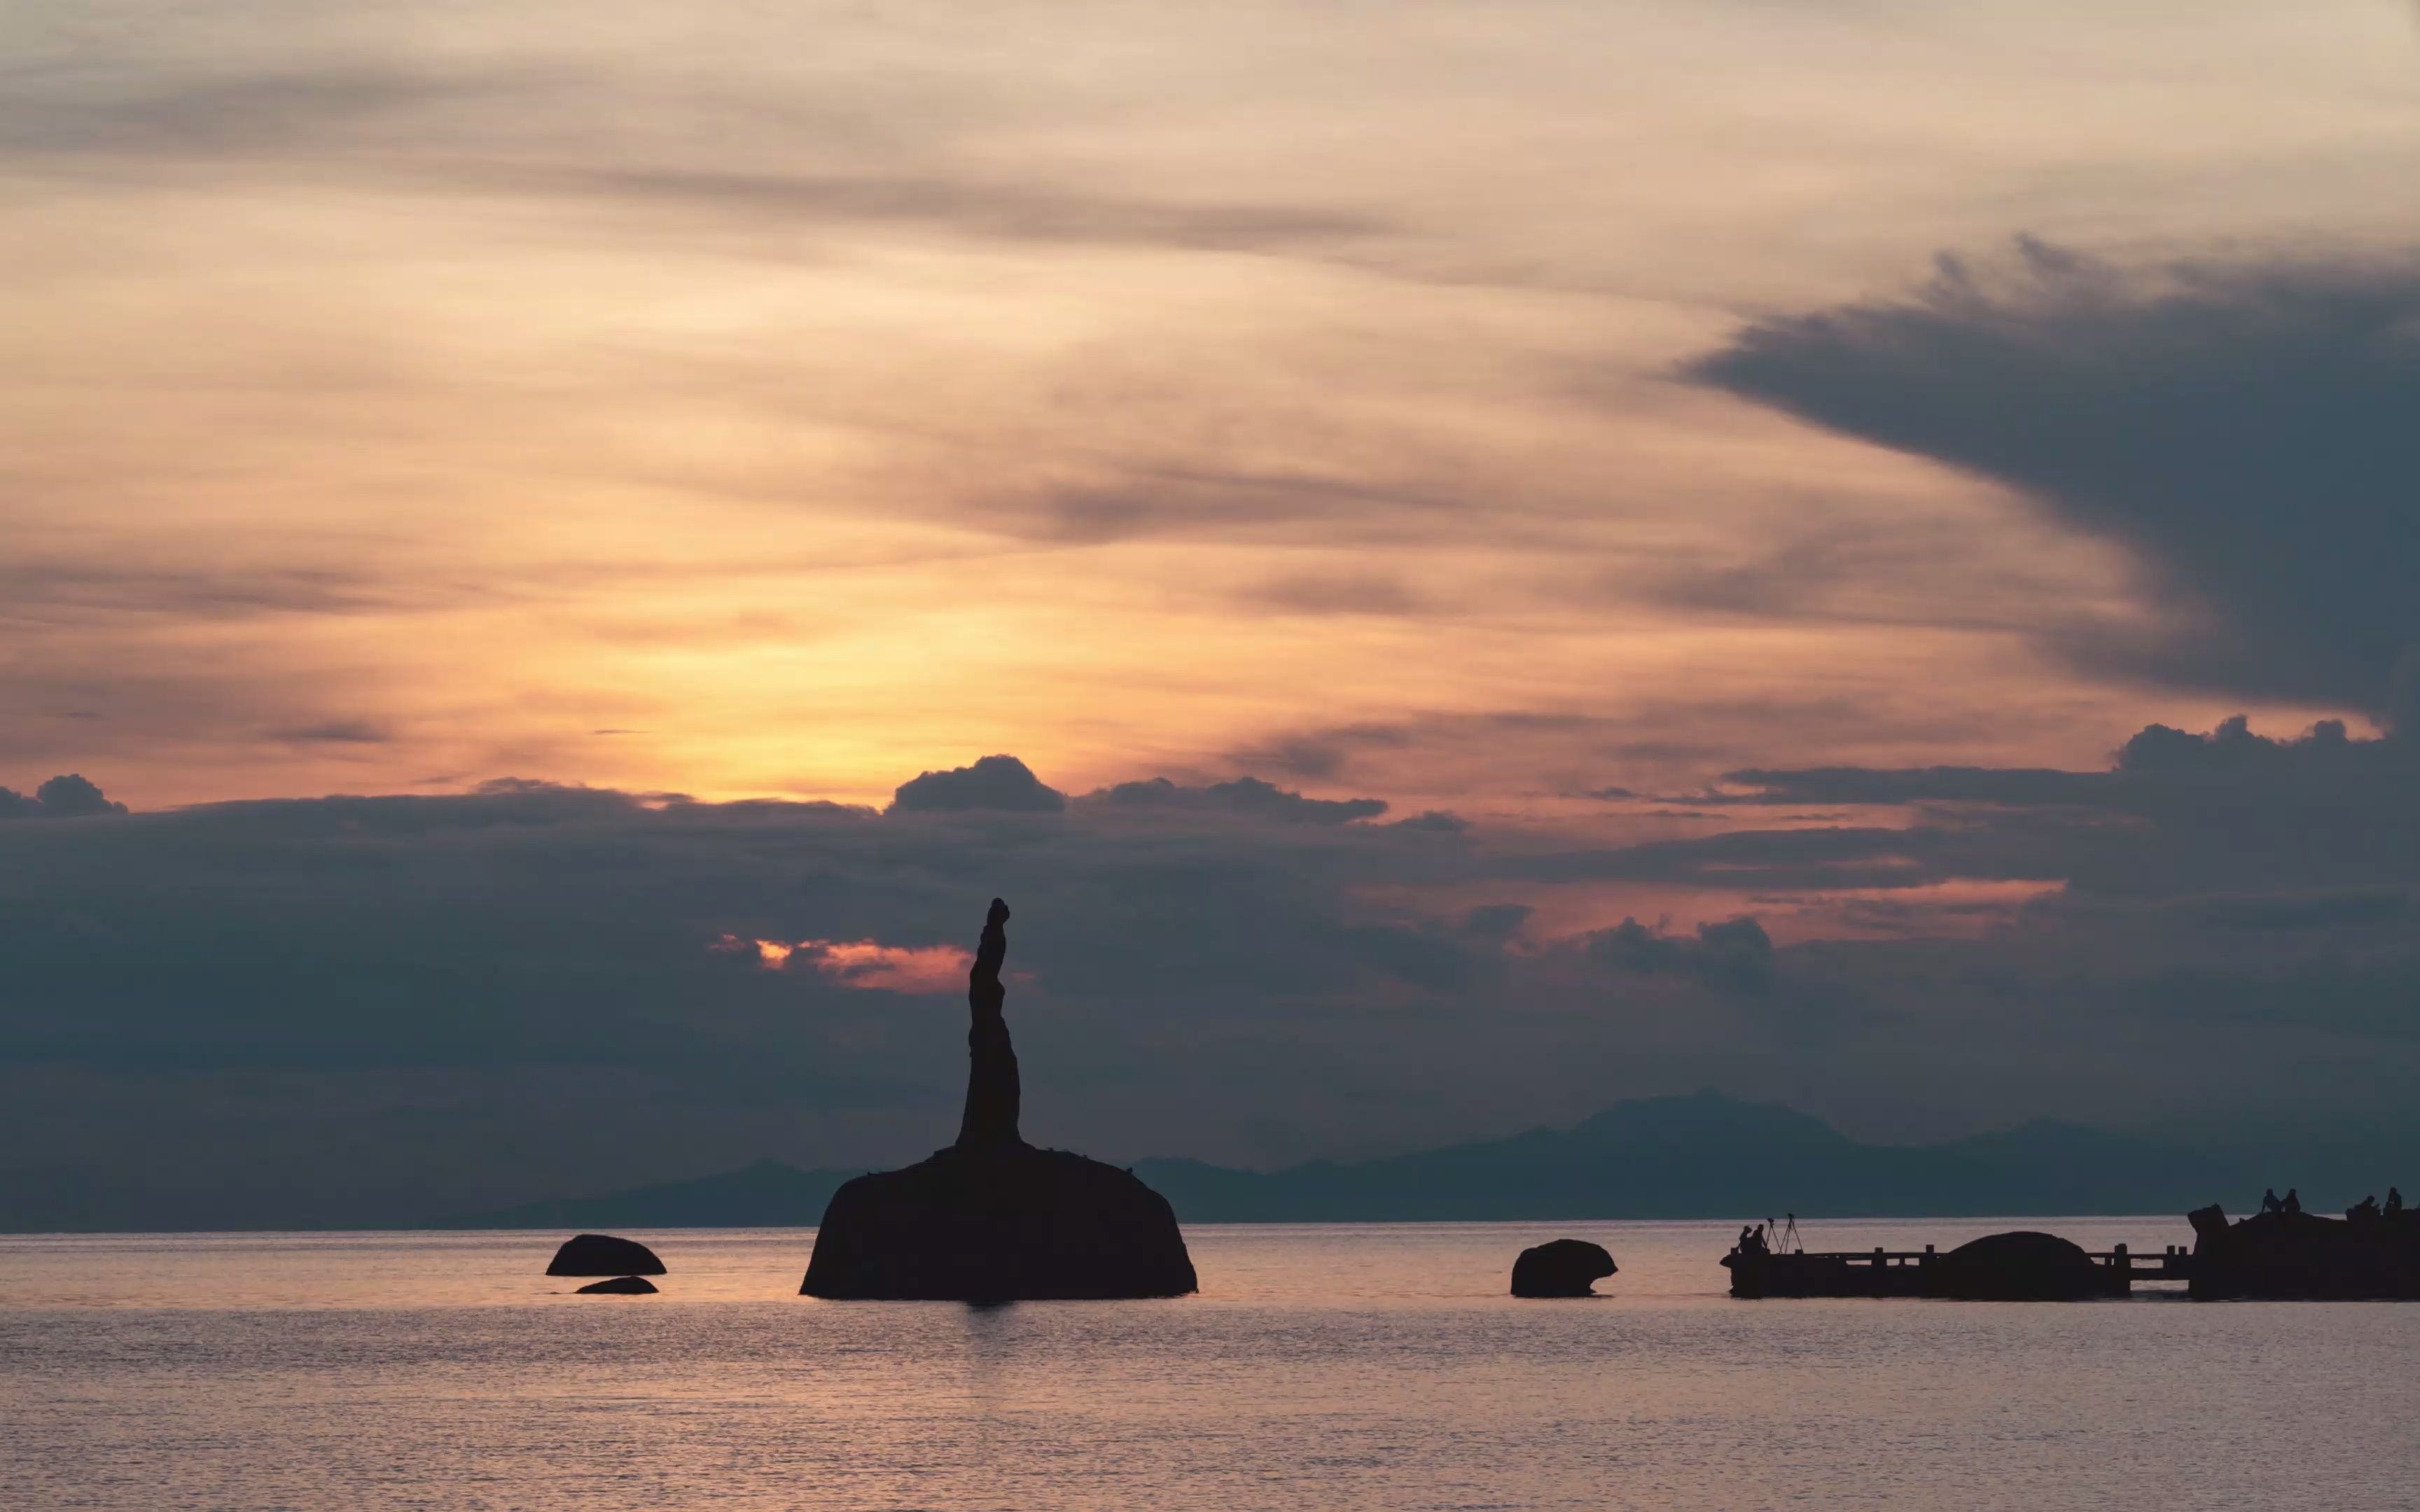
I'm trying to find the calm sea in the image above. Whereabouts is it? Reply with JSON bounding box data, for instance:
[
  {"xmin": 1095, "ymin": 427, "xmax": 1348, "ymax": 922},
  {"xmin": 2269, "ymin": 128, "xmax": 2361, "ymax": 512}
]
[{"xmin": 4, "ymin": 1218, "xmax": 2415, "ymax": 1511}]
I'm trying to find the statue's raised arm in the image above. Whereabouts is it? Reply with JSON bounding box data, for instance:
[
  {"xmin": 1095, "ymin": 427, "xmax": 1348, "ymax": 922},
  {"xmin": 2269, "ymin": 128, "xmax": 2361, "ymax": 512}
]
[
  {"xmin": 971, "ymin": 897, "xmax": 1009, "ymax": 1016},
  {"xmin": 954, "ymin": 897, "xmax": 1024, "ymax": 1150}
]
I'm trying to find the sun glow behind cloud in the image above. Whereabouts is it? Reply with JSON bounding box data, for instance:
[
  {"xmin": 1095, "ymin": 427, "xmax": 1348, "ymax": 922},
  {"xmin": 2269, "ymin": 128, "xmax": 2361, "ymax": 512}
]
[{"xmin": 715, "ymin": 934, "xmax": 972, "ymax": 994}]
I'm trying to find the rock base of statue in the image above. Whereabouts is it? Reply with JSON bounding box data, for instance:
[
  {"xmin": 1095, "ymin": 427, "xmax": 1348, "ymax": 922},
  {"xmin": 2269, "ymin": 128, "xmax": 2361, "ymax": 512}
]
[{"xmin": 800, "ymin": 1142, "xmax": 1197, "ymax": 1301}]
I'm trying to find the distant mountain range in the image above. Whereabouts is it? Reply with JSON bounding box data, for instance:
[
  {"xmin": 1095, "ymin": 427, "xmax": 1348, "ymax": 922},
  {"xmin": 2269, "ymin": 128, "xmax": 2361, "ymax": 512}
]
[
  {"xmin": 449, "ymin": 1091, "xmax": 2269, "ymax": 1228},
  {"xmin": 454, "ymin": 1158, "xmax": 856, "ymax": 1230},
  {"xmin": 1131, "ymin": 1091, "xmax": 2244, "ymax": 1222}
]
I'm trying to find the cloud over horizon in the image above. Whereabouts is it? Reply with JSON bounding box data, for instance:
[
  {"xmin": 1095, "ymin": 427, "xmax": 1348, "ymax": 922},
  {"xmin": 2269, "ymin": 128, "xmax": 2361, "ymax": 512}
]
[
  {"xmin": 0, "ymin": 774, "xmax": 128, "ymax": 819},
  {"xmin": 5, "ymin": 723, "xmax": 2417, "ymax": 1227}
]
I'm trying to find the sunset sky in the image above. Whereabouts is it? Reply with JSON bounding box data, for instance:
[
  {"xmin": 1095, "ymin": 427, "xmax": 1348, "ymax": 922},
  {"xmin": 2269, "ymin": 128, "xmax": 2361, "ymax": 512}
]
[{"xmin": 6, "ymin": 0, "xmax": 2419, "ymax": 1225}]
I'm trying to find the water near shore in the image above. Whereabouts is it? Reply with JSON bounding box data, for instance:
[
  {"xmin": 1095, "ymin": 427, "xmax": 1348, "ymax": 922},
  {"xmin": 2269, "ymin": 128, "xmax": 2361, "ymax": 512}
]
[{"xmin": 6, "ymin": 1219, "xmax": 2415, "ymax": 1510}]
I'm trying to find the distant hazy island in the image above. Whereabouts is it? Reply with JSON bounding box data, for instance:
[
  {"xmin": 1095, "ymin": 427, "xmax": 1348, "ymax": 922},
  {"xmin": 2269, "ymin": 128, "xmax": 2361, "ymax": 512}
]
[{"xmin": 445, "ymin": 1091, "xmax": 2277, "ymax": 1232}]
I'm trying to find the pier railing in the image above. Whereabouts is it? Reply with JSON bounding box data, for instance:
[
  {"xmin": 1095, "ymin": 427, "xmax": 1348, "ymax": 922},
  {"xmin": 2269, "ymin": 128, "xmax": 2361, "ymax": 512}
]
[{"xmin": 1776, "ymin": 1243, "xmax": 2193, "ymax": 1280}]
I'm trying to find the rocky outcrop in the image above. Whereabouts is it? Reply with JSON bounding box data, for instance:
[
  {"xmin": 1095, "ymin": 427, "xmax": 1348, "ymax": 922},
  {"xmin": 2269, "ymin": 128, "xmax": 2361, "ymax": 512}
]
[
  {"xmin": 2188, "ymin": 1203, "xmax": 2420, "ymax": 1299},
  {"xmin": 1510, "ymin": 1238, "xmax": 1617, "ymax": 1296},
  {"xmin": 1928, "ymin": 1231, "xmax": 2108, "ymax": 1300},
  {"xmin": 576, "ymin": 1275, "xmax": 659, "ymax": 1294},
  {"xmin": 546, "ymin": 1233, "xmax": 665, "ymax": 1277},
  {"xmin": 802, "ymin": 1144, "xmax": 1196, "ymax": 1300},
  {"xmin": 802, "ymin": 899, "xmax": 1197, "ymax": 1301}
]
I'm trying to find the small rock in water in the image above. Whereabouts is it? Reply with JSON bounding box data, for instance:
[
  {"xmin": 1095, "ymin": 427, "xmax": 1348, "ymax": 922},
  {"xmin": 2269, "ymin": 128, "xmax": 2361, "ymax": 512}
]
[
  {"xmin": 545, "ymin": 1233, "xmax": 666, "ymax": 1276},
  {"xmin": 575, "ymin": 1275, "xmax": 658, "ymax": 1294},
  {"xmin": 1510, "ymin": 1238, "xmax": 1617, "ymax": 1296}
]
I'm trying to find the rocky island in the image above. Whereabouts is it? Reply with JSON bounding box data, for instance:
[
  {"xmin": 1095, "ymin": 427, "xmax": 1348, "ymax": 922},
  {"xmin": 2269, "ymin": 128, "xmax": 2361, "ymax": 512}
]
[{"xmin": 800, "ymin": 898, "xmax": 1197, "ymax": 1301}]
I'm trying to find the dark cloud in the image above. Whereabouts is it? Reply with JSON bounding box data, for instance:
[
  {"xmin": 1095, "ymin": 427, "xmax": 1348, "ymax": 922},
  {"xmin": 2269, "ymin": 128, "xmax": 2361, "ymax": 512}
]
[
  {"xmin": 887, "ymin": 755, "xmax": 1067, "ymax": 814},
  {"xmin": 1689, "ymin": 239, "xmax": 2420, "ymax": 721},
  {"xmin": 2190, "ymin": 890, "xmax": 2409, "ymax": 932},
  {"xmin": 0, "ymin": 771, "xmax": 1555, "ymax": 1222},
  {"xmin": 1460, "ymin": 903, "xmax": 1533, "ymax": 941},
  {"xmin": 5, "ymin": 718, "xmax": 2417, "ymax": 1226},
  {"xmin": 1584, "ymin": 916, "xmax": 1776, "ymax": 994},
  {"xmin": 1084, "ymin": 775, "xmax": 1386, "ymax": 825},
  {"xmin": 1512, "ymin": 823, "xmax": 2022, "ymax": 892},
  {"xmin": 1715, "ymin": 764, "xmax": 2106, "ymax": 807},
  {"xmin": 0, "ymin": 774, "xmax": 127, "ymax": 819},
  {"xmin": 1724, "ymin": 716, "xmax": 2416, "ymax": 841},
  {"xmin": 1517, "ymin": 718, "xmax": 2420, "ymax": 917}
]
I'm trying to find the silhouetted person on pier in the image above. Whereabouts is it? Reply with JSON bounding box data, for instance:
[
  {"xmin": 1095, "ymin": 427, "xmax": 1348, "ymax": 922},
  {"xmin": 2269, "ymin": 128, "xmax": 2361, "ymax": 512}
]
[
  {"xmin": 2389, "ymin": 1187, "xmax": 2405, "ymax": 1216},
  {"xmin": 2261, "ymin": 1188, "xmax": 2282, "ymax": 1214},
  {"xmin": 2282, "ymin": 1188, "xmax": 2301, "ymax": 1214},
  {"xmin": 953, "ymin": 897, "xmax": 1027, "ymax": 1152}
]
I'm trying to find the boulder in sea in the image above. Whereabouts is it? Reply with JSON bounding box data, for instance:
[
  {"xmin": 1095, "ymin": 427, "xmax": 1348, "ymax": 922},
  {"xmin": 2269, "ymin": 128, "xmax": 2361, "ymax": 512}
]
[
  {"xmin": 546, "ymin": 1233, "xmax": 666, "ymax": 1277},
  {"xmin": 801, "ymin": 898, "xmax": 1197, "ymax": 1301},
  {"xmin": 1510, "ymin": 1238, "xmax": 1618, "ymax": 1297},
  {"xmin": 805, "ymin": 1144, "xmax": 1195, "ymax": 1300},
  {"xmin": 1927, "ymin": 1231, "xmax": 2106, "ymax": 1300},
  {"xmin": 575, "ymin": 1275, "xmax": 659, "ymax": 1294}
]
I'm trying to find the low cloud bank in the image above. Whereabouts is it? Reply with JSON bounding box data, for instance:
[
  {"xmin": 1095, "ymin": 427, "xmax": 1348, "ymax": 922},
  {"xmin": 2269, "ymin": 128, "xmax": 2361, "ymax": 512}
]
[{"xmin": 3, "ymin": 727, "xmax": 2415, "ymax": 1226}]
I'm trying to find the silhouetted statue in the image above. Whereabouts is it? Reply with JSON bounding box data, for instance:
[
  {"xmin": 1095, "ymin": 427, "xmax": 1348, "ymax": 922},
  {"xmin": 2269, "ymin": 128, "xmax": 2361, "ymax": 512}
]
[
  {"xmin": 801, "ymin": 897, "xmax": 1197, "ymax": 1301},
  {"xmin": 954, "ymin": 898, "xmax": 1024, "ymax": 1151}
]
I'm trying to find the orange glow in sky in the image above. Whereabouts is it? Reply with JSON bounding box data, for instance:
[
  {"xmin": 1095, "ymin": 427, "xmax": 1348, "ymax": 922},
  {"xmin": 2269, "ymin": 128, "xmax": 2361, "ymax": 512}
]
[{"xmin": 4, "ymin": 0, "xmax": 2409, "ymax": 883}]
